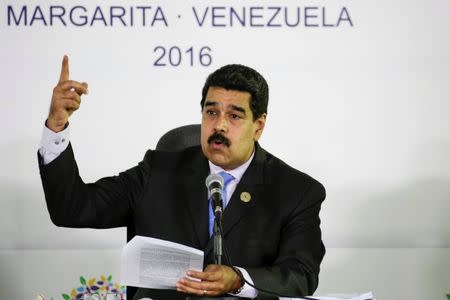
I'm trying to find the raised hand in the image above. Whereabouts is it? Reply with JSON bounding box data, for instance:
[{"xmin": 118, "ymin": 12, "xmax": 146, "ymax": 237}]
[{"xmin": 47, "ymin": 55, "xmax": 88, "ymax": 132}]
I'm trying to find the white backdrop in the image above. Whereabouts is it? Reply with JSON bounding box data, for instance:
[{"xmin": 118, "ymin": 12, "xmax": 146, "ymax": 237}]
[{"xmin": 1, "ymin": 0, "xmax": 449, "ymax": 299}]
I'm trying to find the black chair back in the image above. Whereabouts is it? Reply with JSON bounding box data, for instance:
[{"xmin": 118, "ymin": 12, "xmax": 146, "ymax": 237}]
[{"xmin": 156, "ymin": 124, "xmax": 201, "ymax": 152}]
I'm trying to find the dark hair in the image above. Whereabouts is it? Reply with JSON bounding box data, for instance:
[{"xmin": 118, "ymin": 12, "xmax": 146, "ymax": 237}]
[{"xmin": 200, "ymin": 64, "xmax": 269, "ymax": 120}]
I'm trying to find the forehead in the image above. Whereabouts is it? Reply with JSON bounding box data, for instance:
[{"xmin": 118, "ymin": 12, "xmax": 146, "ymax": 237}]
[{"xmin": 205, "ymin": 87, "xmax": 251, "ymax": 109}]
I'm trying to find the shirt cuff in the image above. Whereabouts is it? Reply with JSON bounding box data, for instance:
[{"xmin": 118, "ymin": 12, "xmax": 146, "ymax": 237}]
[
  {"xmin": 229, "ymin": 267, "xmax": 258, "ymax": 299},
  {"xmin": 38, "ymin": 123, "xmax": 70, "ymax": 165}
]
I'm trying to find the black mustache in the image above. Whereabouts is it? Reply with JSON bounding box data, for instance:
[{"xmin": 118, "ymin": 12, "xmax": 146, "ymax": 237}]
[{"xmin": 207, "ymin": 132, "xmax": 231, "ymax": 147}]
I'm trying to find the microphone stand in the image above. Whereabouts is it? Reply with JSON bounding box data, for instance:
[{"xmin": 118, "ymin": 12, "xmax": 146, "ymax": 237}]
[
  {"xmin": 213, "ymin": 203, "xmax": 223, "ymax": 265},
  {"xmin": 186, "ymin": 203, "xmax": 239, "ymax": 300}
]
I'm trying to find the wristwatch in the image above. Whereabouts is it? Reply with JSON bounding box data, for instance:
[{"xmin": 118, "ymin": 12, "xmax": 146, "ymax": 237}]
[{"xmin": 230, "ymin": 268, "xmax": 245, "ymax": 294}]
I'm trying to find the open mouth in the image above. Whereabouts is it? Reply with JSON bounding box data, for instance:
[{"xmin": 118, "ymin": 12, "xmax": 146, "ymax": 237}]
[
  {"xmin": 211, "ymin": 138, "xmax": 226, "ymax": 149},
  {"xmin": 213, "ymin": 139, "xmax": 224, "ymax": 146}
]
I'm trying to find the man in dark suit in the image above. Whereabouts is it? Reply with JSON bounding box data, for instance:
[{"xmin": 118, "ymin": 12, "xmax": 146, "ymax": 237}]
[{"xmin": 39, "ymin": 56, "xmax": 326, "ymax": 299}]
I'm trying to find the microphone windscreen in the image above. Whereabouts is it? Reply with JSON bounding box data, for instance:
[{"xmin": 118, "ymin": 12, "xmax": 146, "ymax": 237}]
[{"xmin": 205, "ymin": 174, "xmax": 224, "ymax": 190}]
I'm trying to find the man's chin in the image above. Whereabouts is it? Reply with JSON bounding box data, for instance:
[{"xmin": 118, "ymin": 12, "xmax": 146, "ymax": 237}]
[
  {"xmin": 208, "ymin": 154, "xmax": 226, "ymax": 165},
  {"xmin": 204, "ymin": 151, "xmax": 228, "ymax": 167}
]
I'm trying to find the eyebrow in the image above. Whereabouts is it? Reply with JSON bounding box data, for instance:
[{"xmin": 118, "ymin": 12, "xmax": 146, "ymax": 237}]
[
  {"xmin": 230, "ymin": 105, "xmax": 246, "ymax": 114},
  {"xmin": 204, "ymin": 100, "xmax": 218, "ymax": 107},
  {"xmin": 204, "ymin": 101, "xmax": 247, "ymax": 115}
]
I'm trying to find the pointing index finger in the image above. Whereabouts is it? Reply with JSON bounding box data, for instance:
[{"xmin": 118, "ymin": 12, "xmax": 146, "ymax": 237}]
[{"xmin": 59, "ymin": 55, "xmax": 69, "ymax": 83}]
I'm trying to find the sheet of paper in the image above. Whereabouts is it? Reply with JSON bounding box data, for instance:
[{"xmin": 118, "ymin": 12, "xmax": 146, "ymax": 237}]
[
  {"xmin": 280, "ymin": 291, "xmax": 374, "ymax": 300},
  {"xmin": 121, "ymin": 235, "xmax": 204, "ymax": 290}
]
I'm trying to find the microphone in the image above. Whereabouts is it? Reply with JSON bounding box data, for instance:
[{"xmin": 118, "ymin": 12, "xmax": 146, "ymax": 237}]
[
  {"xmin": 205, "ymin": 173, "xmax": 225, "ymax": 265},
  {"xmin": 205, "ymin": 174, "xmax": 224, "ymax": 215}
]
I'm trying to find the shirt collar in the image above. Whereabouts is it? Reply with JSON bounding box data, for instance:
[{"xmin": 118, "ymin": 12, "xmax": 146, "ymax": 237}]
[{"xmin": 208, "ymin": 151, "xmax": 255, "ymax": 182}]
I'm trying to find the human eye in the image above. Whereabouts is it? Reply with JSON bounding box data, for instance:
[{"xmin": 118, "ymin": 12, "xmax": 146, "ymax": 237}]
[
  {"xmin": 205, "ymin": 109, "xmax": 217, "ymax": 116},
  {"xmin": 230, "ymin": 113, "xmax": 242, "ymax": 120}
]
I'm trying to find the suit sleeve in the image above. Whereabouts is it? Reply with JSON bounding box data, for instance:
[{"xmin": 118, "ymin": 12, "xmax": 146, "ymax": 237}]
[
  {"xmin": 246, "ymin": 181, "xmax": 326, "ymax": 299},
  {"xmin": 38, "ymin": 143, "xmax": 152, "ymax": 228}
]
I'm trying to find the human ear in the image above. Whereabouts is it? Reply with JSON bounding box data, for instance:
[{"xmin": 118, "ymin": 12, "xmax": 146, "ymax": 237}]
[{"xmin": 253, "ymin": 113, "xmax": 266, "ymax": 141}]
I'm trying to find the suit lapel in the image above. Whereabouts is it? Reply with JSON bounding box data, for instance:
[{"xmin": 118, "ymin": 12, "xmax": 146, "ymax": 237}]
[
  {"xmin": 204, "ymin": 144, "xmax": 267, "ymax": 258},
  {"xmin": 184, "ymin": 149, "xmax": 210, "ymax": 250}
]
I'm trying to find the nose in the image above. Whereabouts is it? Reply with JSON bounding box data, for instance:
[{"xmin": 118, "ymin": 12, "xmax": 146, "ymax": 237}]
[{"xmin": 214, "ymin": 114, "xmax": 228, "ymax": 133}]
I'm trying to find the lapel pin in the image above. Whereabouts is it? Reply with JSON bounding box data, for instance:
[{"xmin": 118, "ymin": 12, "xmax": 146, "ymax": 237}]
[{"xmin": 240, "ymin": 192, "xmax": 251, "ymax": 203}]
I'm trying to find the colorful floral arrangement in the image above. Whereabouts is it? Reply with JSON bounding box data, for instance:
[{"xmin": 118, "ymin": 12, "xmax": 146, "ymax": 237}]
[{"xmin": 62, "ymin": 275, "xmax": 126, "ymax": 300}]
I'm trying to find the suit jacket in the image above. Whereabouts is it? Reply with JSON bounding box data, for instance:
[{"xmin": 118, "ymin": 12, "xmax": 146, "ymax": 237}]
[{"xmin": 39, "ymin": 143, "xmax": 326, "ymax": 300}]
